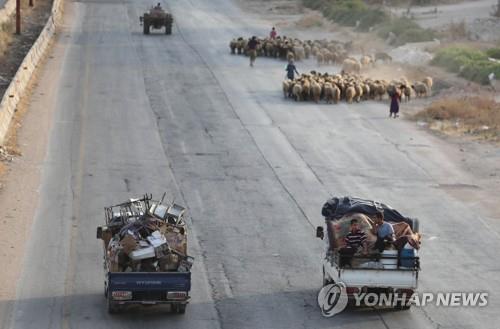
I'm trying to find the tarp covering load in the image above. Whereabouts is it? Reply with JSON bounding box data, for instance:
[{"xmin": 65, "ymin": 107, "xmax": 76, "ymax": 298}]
[
  {"xmin": 97, "ymin": 194, "xmax": 193, "ymax": 273},
  {"xmin": 320, "ymin": 196, "xmax": 421, "ymax": 255},
  {"xmin": 321, "ymin": 196, "xmax": 414, "ymax": 226}
]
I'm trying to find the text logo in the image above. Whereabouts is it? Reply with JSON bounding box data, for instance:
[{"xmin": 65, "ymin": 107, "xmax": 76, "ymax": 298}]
[{"xmin": 317, "ymin": 282, "xmax": 348, "ymax": 317}]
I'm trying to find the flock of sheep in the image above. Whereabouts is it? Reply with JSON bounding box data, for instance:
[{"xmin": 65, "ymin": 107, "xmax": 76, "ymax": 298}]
[
  {"xmin": 229, "ymin": 36, "xmax": 350, "ymax": 63},
  {"xmin": 229, "ymin": 35, "xmax": 433, "ymax": 105},
  {"xmin": 282, "ymin": 71, "xmax": 433, "ymax": 104},
  {"xmin": 229, "ymin": 36, "xmax": 393, "ymax": 68}
]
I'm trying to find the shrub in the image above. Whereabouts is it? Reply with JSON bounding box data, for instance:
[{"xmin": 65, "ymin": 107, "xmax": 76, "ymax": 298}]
[
  {"xmin": 377, "ymin": 17, "xmax": 434, "ymax": 45},
  {"xmin": 431, "ymin": 47, "xmax": 500, "ymax": 84},
  {"xmin": 303, "ymin": 0, "xmax": 388, "ymax": 31},
  {"xmin": 302, "ymin": 0, "xmax": 329, "ymax": 10},
  {"xmin": 357, "ymin": 9, "xmax": 387, "ymax": 30},
  {"xmin": 486, "ymin": 48, "xmax": 500, "ymax": 59}
]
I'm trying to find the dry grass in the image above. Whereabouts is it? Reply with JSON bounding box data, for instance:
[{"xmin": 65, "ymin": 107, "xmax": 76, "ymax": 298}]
[
  {"xmin": 295, "ymin": 13, "xmax": 324, "ymax": 28},
  {"xmin": 413, "ymin": 96, "xmax": 500, "ymax": 141},
  {"xmin": 446, "ymin": 20, "xmax": 467, "ymax": 40},
  {"xmin": 0, "ymin": 21, "xmax": 13, "ymax": 57}
]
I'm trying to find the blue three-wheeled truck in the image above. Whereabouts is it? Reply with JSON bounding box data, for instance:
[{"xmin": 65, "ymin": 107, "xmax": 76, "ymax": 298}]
[{"xmin": 97, "ymin": 194, "xmax": 193, "ymax": 314}]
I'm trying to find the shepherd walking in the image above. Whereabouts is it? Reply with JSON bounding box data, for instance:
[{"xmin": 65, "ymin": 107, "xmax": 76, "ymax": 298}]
[
  {"xmin": 247, "ymin": 36, "xmax": 259, "ymax": 67},
  {"xmin": 285, "ymin": 60, "xmax": 299, "ymax": 80},
  {"xmin": 389, "ymin": 90, "xmax": 401, "ymax": 118}
]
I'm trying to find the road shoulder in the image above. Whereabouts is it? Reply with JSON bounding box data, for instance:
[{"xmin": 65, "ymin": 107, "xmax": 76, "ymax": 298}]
[{"xmin": 0, "ymin": 3, "xmax": 74, "ymax": 325}]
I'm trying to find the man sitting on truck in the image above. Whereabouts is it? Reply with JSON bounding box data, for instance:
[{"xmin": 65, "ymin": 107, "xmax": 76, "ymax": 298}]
[
  {"xmin": 372, "ymin": 210, "xmax": 395, "ymax": 252},
  {"xmin": 339, "ymin": 219, "xmax": 368, "ymax": 267}
]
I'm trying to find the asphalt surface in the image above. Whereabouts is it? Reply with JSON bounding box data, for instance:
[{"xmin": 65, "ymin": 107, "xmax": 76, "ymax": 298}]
[{"xmin": 2, "ymin": 0, "xmax": 500, "ymax": 328}]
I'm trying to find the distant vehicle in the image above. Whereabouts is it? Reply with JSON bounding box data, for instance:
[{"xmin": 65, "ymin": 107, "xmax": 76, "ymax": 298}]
[
  {"xmin": 140, "ymin": 5, "xmax": 174, "ymax": 35},
  {"xmin": 317, "ymin": 197, "xmax": 421, "ymax": 310},
  {"xmin": 96, "ymin": 194, "xmax": 193, "ymax": 314}
]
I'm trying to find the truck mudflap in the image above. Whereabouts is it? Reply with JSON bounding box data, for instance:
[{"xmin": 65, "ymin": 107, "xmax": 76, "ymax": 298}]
[{"xmin": 107, "ymin": 271, "xmax": 191, "ymax": 304}]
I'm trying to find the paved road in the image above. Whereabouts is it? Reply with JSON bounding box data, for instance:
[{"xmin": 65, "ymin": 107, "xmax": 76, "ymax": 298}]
[{"xmin": 2, "ymin": 0, "xmax": 500, "ymax": 328}]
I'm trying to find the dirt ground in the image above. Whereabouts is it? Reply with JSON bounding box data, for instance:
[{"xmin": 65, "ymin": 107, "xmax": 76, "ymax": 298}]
[
  {"xmin": 0, "ymin": 0, "xmax": 55, "ymax": 301},
  {"xmin": 0, "ymin": 0, "xmax": 54, "ymax": 97}
]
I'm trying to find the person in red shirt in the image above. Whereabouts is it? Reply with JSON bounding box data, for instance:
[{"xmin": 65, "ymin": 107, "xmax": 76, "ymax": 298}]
[{"xmin": 270, "ymin": 27, "xmax": 277, "ymax": 39}]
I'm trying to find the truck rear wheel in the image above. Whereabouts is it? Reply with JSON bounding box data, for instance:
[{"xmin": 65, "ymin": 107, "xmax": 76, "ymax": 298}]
[
  {"xmin": 165, "ymin": 24, "xmax": 172, "ymax": 35},
  {"xmin": 143, "ymin": 22, "xmax": 150, "ymax": 35},
  {"xmin": 172, "ymin": 303, "xmax": 187, "ymax": 314}
]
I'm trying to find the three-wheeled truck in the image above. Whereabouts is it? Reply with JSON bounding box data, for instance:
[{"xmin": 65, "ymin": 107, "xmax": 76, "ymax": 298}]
[
  {"xmin": 316, "ymin": 197, "xmax": 421, "ymax": 310},
  {"xmin": 97, "ymin": 194, "xmax": 193, "ymax": 313}
]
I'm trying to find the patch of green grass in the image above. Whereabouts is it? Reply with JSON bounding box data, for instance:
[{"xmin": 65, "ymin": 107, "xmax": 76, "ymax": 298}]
[
  {"xmin": 485, "ymin": 48, "xmax": 500, "ymax": 59},
  {"xmin": 303, "ymin": 0, "xmax": 388, "ymax": 31},
  {"xmin": 301, "ymin": 0, "xmax": 329, "ymax": 10},
  {"xmin": 432, "ymin": 47, "xmax": 500, "ymax": 84},
  {"xmin": 377, "ymin": 17, "xmax": 435, "ymax": 46}
]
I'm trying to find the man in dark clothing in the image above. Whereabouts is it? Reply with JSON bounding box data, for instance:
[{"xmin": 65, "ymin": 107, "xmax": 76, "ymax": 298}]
[
  {"xmin": 389, "ymin": 89, "xmax": 401, "ymax": 118},
  {"xmin": 339, "ymin": 219, "xmax": 368, "ymax": 267},
  {"xmin": 371, "ymin": 210, "xmax": 395, "ymax": 252},
  {"xmin": 247, "ymin": 36, "xmax": 259, "ymax": 67},
  {"xmin": 285, "ymin": 60, "xmax": 299, "ymax": 80}
]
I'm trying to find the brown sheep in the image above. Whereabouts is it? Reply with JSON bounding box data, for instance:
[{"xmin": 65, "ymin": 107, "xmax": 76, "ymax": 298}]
[
  {"xmin": 311, "ymin": 80, "xmax": 322, "ymax": 103},
  {"xmin": 345, "ymin": 85, "xmax": 356, "ymax": 104},
  {"xmin": 304, "ymin": 44, "xmax": 311, "ymax": 59},
  {"xmin": 332, "ymin": 85, "xmax": 341, "ymax": 104},
  {"xmin": 361, "ymin": 83, "xmax": 370, "ymax": 100},
  {"xmin": 230, "ymin": 39, "xmax": 237, "ymax": 54},
  {"xmin": 282, "ymin": 80, "xmax": 291, "ymax": 98},
  {"xmin": 322, "ymin": 50, "xmax": 333, "ymax": 65},
  {"xmin": 342, "ymin": 58, "xmax": 361, "ymax": 74},
  {"xmin": 373, "ymin": 82, "xmax": 386, "ymax": 100},
  {"xmin": 360, "ymin": 55, "xmax": 373, "ymax": 67},
  {"xmin": 317, "ymin": 53, "xmax": 324, "ymax": 65},
  {"xmin": 374, "ymin": 52, "xmax": 392, "ymax": 63},
  {"xmin": 323, "ymin": 82, "xmax": 334, "ymax": 104},
  {"xmin": 354, "ymin": 84, "xmax": 364, "ymax": 102},
  {"xmin": 412, "ymin": 82, "xmax": 428, "ymax": 97},
  {"xmin": 292, "ymin": 83, "xmax": 303, "ymax": 101},
  {"xmin": 236, "ymin": 38, "xmax": 246, "ymax": 55},
  {"xmin": 265, "ymin": 41, "xmax": 276, "ymax": 57},
  {"xmin": 302, "ymin": 79, "xmax": 311, "ymax": 101},
  {"xmin": 400, "ymin": 84, "xmax": 412, "ymax": 102},
  {"xmin": 294, "ymin": 46, "xmax": 306, "ymax": 61},
  {"xmin": 422, "ymin": 77, "xmax": 433, "ymax": 95}
]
